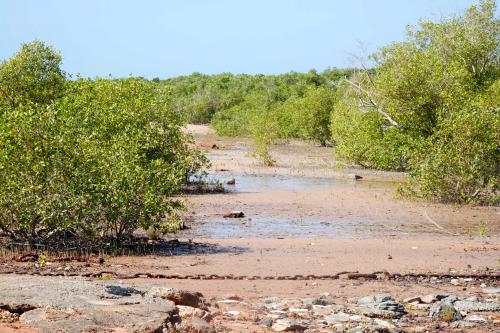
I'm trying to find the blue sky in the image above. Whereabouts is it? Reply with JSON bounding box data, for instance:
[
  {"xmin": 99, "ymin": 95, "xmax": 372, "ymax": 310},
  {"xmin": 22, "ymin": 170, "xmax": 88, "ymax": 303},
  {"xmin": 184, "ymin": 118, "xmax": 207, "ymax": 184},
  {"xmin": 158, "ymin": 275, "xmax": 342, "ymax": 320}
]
[{"xmin": 0, "ymin": 0, "xmax": 487, "ymax": 78}]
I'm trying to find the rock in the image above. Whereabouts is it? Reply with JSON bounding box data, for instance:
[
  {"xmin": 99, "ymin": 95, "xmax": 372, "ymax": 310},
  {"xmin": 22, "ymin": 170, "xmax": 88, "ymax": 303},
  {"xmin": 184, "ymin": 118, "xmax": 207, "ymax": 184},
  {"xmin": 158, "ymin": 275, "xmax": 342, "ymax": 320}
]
[
  {"xmin": 264, "ymin": 297, "xmax": 281, "ymax": 304},
  {"xmin": 224, "ymin": 310, "xmax": 240, "ymax": 318},
  {"xmin": 211, "ymin": 144, "xmax": 219, "ymax": 149},
  {"xmin": 353, "ymin": 295, "xmax": 405, "ymax": 319},
  {"xmin": 353, "ymin": 295, "xmax": 393, "ymax": 304},
  {"xmin": 482, "ymin": 287, "xmax": 500, "ymax": 295},
  {"xmin": 217, "ymin": 299, "xmax": 240, "ymax": 305},
  {"xmin": 403, "ymin": 296, "xmax": 421, "ymax": 303},
  {"xmin": 325, "ymin": 312, "xmax": 351, "ymax": 323},
  {"xmin": 429, "ymin": 301, "xmax": 462, "ymax": 322},
  {"xmin": 146, "ymin": 287, "xmax": 207, "ymax": 309},
  {"xmin": 0, "ymin": 275, "xmax": 185, "ymax": 332},
  {"xmin": 363, "ymin": 326, "xmax": 391, "ymax": 333},
  {"xmin": 223, "ymin": 293, "xmax": 243, "ymax": 301},
  {"xmin": 347, "ymin": 173, "xmax": 363, "ymax": 180},
  {"xmin": 450, "ymin": 279, "xmax": 465, "ymax": 286},
  {"xmin": 346, "ymin": 326, "xmax": 363, "ymax": 333},
  {"xmin": 374, "ymin": 318, "xmax": 396, "ymax": 329},
  {"xmin": 105, "ymin": 285, "xmax": 144, "ymax": 297},
  {"xmin": 271, "ymin": 319, "xmax": 307, "ymax": 332},
  {"xmin": 465, "ymin": 314, "xmax": 490, "ymax": 324},
  {"xmin": 177, "ymin": 305, "xmax": 212, "ymax": 322},
  {"xmin": 179, "ymin": 316, "xmax": 215, "ymax": 333},
  {"xmin": 349, "ymin": 315, "xmax": 365, "ymax": 322},
  {"xmin": 259, "ymin": 316, "xmax": 273, "ymax": 327},
  {"xmin": 454, "ymin": 300, "xmax": 500, "ymax": 312},
  {"xmin": 420, "ymin": 294, "xmax": 449, "ymax": 304},
  {"xmin": 269, "ymin": 310, "xmax": 287, "ymax": 319},
  {"xmin": 410, "ymin": 303, "xmax": 431, "ymax": 310},
  {"xmin": 450, "ymin": 320, "xmax": 479, "ymax": 329},
  {"xmin": 226, "ymin": 178, "xmax": 236, "ymax": 185},
  {"xmin": 20, "ymin": 302, "xmax": 177, "ymax": 333},
  {"xmin": 331, "ymin": 323, "xmax": 346, "ymax": 331},
  {"xmin": 223, "ymin": 211, "xmax": 245, "ymax": 218},
  {"xmin": 302, "ymin": 297, "xmax": 334, "ymax": 306},
  {"xmin": 441, "ymin": 295, "xmax": 459, "ymax": 303},
  {"xmin": 359, "ymin": 300, "xmax": 406, "ymax": 319},
  {"xmin": 0, "ymin": 309, "xmax": 19, "ymax": 323}
]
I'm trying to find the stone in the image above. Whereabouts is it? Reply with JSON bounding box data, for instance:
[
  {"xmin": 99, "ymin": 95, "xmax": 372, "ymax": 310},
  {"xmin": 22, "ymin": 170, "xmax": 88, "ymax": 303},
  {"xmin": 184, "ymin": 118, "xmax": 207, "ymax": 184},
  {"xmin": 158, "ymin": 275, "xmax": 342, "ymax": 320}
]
[
  {"xmin": 429, "ymin": 301, "xmax": 462, "ymax": 322},
  {"xmin": 403, "ymin": 296, "xmax": 421, "ymax": 303},
  {"xmin": 420, "ymin": 294, "xmax": 449, "ymax": 304},
  {"xmin": 264, "ymin": 297, "xmax": 281, "ymax": 304},
  {"xmin": 226, "ymin": 178, "xmax": 236, "ymax": 185},
  {"xmin": 20, "ymin": 302, "xmax": 177, "ymax": 333},
  {"xmin": 302, "ymin": 297, "xmax": 334, "ymax": 306},
  {"xmin": 347, "ymin": 173, "xmax": 363, "ymax": 180},
  {"xmin": 353, "ymin": 295, "xmax": 393, "ymax": 304},
  {"xmin": 259, "ymin": 316, "xmax": 273, "ymax": 327},
  {"xmin": 224, "ymin": 310, "xmax": 240, "ymax": 318},
  {"xmin": 217, "ymin": 299, "xmax": 240, "ymax": 305},
  {"xmin": 105, "ymin": 285, "xmax": 144, "ymax": 297},
  {"xmin": 0, "ymin": 275, "xmax": 186, "ymax": 333},
  {"xmin": 374, "ymin": 318, "xmax": 396, "ymax": 329},
  {"xmin": 450, "ymin": 320, "xmax": 477, "ymax": 329},
  {"xmin": 146, "ymin": 287, "xmax": 207, "ymax": 309},
  {"xmin": 359, "ymin": 300, "xmax": 406, "ymax": 319},
  {"xmin": 269, "ymin": 310, "xmax": 287, "ymax": 319},
  {"xmin": 271, "ymin": 319, "xmax": 307, "ymax": 332},
  {"xmin": 324, "ymin": 312, "xmax": 351, "ymax": 323},
  {"xmin": 177, "ymin": 305, "xmax": 212, "ymax": 322},
  {"xmin": 464, "ymin": 314, "xmax": 490, "ymax": 324},
  {"xmin": 179, "ymin": 316, "xmax": 215, "ymax": 333},
  {"xmin": 349, "ymin": 315, "xmax": 365, "ymax": 322},
  {"xmin": 411, "ymin": 303, "xmax": 431, "ymax": 310},
  {"xmin": 223, "ymin": 211, "xmax": 245, "ymax": 218},
  {"xmin": 441, "ymin": 295, "xmax": 459, "ymax": 303},
  {"xmin": 0, "ymin": 309, "xmax": 19, "ymax": 323},
  {"xmin": 454, "ymin": 300, "xmax": 500, "ymax": 312},
  {"xmin": 482, "ymin": 287, "xmax": 500, "ymax": 295}
]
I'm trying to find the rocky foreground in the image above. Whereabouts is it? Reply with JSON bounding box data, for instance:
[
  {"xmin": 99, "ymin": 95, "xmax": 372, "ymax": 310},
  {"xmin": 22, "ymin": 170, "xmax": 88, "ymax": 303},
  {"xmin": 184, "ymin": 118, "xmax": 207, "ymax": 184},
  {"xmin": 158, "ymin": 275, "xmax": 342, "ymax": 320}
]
[{"xmin": 0, "ymin": 274, "xmax": 498, "ymax": 332}]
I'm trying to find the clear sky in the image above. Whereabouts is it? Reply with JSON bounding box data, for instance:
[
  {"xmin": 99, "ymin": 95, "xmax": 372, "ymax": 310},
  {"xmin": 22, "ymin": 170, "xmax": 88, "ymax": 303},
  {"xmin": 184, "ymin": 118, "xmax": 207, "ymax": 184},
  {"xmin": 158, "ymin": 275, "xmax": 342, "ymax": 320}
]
[{"xmin": 0, "ymin": 0, "xmax": 487, "ymax": 78}]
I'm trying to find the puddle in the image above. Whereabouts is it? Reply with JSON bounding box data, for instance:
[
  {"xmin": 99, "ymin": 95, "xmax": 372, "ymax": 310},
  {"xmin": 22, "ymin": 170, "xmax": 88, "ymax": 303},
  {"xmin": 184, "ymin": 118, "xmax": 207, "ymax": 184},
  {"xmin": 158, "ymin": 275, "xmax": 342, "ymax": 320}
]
[
  {"xmin": 179, "ymin": 214, "xmax": 439, "ymax": 239},
  {"xmin": 204, "ymin": 172, "xmax": 396, "ymax": 193},
  {"xmin": 182, "ymin": 173, "xmax": 445, "ymax": 239}
]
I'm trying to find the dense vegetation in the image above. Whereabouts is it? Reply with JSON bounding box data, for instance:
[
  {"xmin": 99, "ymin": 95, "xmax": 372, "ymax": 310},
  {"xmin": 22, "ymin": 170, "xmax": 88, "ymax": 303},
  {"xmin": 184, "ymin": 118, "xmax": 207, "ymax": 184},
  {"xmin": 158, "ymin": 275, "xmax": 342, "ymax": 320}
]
[
  {"xmin": 0, "ymin": 42, "xmax": 207, "ymax": 243},
  {"xmin": 331, "ymin": 0, "xmax": 499, "ymax": 204},
  {"xmin": 161, "ymin": 69, "xmax": 350, "ymax": 164}
]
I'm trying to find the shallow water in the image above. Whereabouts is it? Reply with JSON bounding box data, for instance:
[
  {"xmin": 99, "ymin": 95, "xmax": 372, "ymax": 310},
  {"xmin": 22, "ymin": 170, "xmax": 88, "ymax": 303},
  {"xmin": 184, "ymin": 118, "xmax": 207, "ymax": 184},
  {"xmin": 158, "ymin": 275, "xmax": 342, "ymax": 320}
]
[
  {"xmin": 205, "ymin": 172, "xmax": 397, "ymax": 193},
  {"xmin": 179, "ymin": 213, "xmax": 437, "ymax": 239},
  {"xmin": 181, "ymin": 173, "xmax": 440, "ymax": 239}
]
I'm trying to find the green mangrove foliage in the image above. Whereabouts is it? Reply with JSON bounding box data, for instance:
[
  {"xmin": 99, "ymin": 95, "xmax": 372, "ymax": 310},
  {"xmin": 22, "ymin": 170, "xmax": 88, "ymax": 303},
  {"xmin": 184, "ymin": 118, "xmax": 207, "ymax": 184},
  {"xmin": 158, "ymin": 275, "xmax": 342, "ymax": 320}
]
[
  {"xmin": 0, "ymin": 42, "xmax": 207, "ymax": 242},
  {"xmin": 331, "ymin": 0, "xmax": 499, "ymax": 204}
]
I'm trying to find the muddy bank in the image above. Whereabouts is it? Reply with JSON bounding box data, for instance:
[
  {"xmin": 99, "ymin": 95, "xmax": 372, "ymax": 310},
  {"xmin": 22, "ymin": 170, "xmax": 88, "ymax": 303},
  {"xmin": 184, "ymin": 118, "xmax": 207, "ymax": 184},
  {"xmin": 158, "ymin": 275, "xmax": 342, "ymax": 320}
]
[{"xmin": 180, "ymin": 125, "xmax": 498, "ymax": 240}]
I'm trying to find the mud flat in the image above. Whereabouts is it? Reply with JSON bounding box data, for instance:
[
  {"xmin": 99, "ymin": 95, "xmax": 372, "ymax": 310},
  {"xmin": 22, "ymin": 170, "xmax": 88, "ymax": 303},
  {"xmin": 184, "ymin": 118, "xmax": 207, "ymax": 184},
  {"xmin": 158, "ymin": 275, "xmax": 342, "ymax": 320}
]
[{"xmin": 1, "ymin": 125, "xmax": 498, "ymax": 332}]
